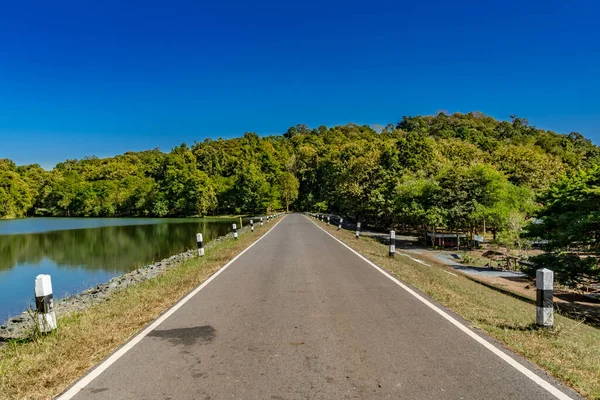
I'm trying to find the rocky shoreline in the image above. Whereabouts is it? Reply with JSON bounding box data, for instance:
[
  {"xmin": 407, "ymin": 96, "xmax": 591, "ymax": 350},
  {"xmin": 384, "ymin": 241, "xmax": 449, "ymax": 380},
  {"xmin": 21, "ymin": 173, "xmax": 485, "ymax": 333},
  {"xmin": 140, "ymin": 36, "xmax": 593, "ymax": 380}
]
[{"xmin": 0, "ymin": 225, "xmax": 252, "ymax": 341}]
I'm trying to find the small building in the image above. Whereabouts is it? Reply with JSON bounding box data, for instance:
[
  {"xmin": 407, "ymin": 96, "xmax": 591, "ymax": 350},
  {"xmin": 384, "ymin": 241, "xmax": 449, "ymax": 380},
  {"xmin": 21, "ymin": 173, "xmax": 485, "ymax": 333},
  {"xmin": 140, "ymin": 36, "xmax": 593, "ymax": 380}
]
[{"xmin": 426, "ymin": 232, "xmax": 467, "ymax": 248}]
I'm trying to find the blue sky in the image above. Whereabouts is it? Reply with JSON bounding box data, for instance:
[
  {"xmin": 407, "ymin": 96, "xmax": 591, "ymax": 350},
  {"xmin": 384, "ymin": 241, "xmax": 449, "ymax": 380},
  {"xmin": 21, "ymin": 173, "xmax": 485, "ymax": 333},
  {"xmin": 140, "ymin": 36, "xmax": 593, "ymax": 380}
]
[{"xmin": 1, "ymin": 0, "xmax": 598, "ymax": 169}]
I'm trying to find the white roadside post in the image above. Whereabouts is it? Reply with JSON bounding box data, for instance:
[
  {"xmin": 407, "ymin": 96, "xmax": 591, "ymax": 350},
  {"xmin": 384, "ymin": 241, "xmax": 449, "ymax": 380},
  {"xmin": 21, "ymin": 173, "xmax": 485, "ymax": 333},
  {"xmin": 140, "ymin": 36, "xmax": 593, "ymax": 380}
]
[
  {"xmin": 250, "ymin": 219, "xmax": 254, "ymax": 232},
  {"xmin": 196, "ymin": 233, "xmax": 204, "ymax": 256},
  {"xmin": 35, "ymin": 274, "xmax": 57, "ymax": 333},
  {"xmin": 327, "ymin": 216, "xmax": 330, "ymax": 226},
  {"xmin": 536, "ymin": 268, "xmax": 554, "ymax": 328},
  {"xmin": 338, "ymin": 218, "xmax": 343, "ymax": 231},
  {"xmin": 356, "ymin": 222, "xmax": 361, "ymax": 239},
  {"xmin": 260, "ymin": 217, "xmax": 263, "ymax": 226},
  {"xmin": 389, "ymin": 230, "xmax": 396, "ymax": 257},
  {"xmin": 233, "ymin": 223, "xmax": 238, "ymax": 239}
]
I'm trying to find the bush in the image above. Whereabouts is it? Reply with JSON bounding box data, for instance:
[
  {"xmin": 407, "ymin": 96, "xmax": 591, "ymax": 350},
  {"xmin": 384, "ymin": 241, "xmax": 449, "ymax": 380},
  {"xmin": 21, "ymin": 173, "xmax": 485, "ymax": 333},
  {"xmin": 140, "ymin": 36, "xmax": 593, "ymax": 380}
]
[{"xmin": 526, "ymin": 253, "xmax": 599, "ymax": 287}]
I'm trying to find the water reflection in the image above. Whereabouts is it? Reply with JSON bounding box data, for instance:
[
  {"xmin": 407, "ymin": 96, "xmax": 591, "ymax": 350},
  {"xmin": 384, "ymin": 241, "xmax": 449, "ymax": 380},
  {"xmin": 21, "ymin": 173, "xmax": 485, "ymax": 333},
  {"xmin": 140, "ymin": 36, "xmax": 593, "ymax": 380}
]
[{"xmin": 0, "ymin": 218, "xmax": 245, "ymax": 323}]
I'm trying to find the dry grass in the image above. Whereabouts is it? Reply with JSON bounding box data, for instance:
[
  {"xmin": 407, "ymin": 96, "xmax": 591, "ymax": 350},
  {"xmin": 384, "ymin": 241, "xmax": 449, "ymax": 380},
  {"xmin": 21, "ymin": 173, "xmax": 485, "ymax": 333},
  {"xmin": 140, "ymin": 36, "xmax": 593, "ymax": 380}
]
[
  {"xmin": 0, "ymin": 221, "xmax": 274, "ymax": 400},
  {"xmin": 316, "ymin": 219, "xmax": 600, "ymax": 400}
]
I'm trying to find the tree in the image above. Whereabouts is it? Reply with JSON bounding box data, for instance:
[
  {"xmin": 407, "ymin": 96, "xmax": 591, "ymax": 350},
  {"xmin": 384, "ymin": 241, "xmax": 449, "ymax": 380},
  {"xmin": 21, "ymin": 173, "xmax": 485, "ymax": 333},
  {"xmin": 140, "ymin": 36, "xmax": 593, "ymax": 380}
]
[
  {"xmin": 0, "ymin": 111, "xmax": 596, "ymax": 247},
  {"xmin": 492, "ymin": 145, "xmax": 565, "ymax": 190},
  {"xmin": 496, "ymin": 211, "xmax": 529, "ymax": 269},
  {"xmin": 233, "ymin": 164, "xmax": 271, "ymax": 213},
  {"xmin": 279, "ymin": 172, "xmax": 299, "ymax": 212},
  {"xmin": 525, "ymin": 166, "xmax": 600, "ymax": 284}
]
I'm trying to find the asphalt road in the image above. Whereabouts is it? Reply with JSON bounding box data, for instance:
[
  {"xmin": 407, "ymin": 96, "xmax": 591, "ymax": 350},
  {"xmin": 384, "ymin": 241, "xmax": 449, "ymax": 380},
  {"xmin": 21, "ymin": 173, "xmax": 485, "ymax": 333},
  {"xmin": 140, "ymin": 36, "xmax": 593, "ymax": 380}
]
[{"xmin": 64, "ymin": 214, "xmax": 576, "ymax": 399}]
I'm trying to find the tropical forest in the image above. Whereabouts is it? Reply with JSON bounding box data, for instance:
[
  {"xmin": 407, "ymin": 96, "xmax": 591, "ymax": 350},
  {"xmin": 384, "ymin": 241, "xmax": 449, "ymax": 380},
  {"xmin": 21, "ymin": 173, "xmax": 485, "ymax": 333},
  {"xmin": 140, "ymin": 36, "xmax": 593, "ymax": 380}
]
[{"xmin": 1, "ymin": 112, "xmax": 599, "ymax": 284}]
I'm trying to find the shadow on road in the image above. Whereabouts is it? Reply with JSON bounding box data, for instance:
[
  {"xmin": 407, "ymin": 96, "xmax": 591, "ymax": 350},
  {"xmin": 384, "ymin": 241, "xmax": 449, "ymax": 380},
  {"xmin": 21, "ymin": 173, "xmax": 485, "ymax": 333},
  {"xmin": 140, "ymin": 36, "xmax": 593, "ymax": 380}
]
[{"xmin": 148, "ymin": 325, "xmax": 216, "ymax": 346}]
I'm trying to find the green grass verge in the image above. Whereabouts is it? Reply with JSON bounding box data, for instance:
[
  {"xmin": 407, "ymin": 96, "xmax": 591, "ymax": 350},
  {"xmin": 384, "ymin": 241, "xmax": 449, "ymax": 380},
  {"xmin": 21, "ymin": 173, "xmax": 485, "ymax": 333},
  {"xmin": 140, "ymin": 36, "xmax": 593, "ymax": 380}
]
[
  {"xmin": 0, "ymin": 221, "xmax": 274, "ymax": 400},
  {"xmin": 314, "ymin": 219, "xmax": 600, "ymax": 399}
]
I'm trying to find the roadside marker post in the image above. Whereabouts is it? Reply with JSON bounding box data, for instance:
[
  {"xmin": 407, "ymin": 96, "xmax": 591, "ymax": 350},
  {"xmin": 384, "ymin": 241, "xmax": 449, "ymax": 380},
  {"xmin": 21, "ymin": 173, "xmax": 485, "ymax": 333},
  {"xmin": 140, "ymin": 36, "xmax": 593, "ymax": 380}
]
[
  {"xmin": 35, "ymin": 274, "xmax": 57, "ymax": 333},
  {"xmin": 389, "ymin": 230, "xmax": 395, "ymax": 257},
  {"xmin": 196, "ymin": 233, "xmax": 204, "ymax": 256},
  {"xmin": 536, "ymin": 269, "xmax": 554, "ymax": 328},
  {"xmin": 250, "ymin": 219, "xmax": 254, "ymax": 232},
  {"xmin": 338, "ymin": 218, "xmax": 343, "ymax": 231},
  {"xmin": 233, "ymin": 223, "xmax": 238, "ymax": 239},
  {"xmin": 356, "ymin": 222, "xmax": 361, "ymax": 239},
  {"xmin": 260, "ymin": 217, "xmax": 263, "ymax": 226},
  {"xmin": 327, "ymin": 216, "xmax": 330, "ymax": 226}
]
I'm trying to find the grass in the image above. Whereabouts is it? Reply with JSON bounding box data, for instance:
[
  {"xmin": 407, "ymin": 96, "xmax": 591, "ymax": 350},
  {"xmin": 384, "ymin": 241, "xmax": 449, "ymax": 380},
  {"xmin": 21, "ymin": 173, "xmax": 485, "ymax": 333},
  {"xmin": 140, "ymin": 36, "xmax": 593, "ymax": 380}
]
[
  {"xmin": 0, "ymin": 220, "xmax": 275, "ymax": 400},
  {"xmin": 315, "ymin": 218, "xmax": 600, "ymax": 400}
]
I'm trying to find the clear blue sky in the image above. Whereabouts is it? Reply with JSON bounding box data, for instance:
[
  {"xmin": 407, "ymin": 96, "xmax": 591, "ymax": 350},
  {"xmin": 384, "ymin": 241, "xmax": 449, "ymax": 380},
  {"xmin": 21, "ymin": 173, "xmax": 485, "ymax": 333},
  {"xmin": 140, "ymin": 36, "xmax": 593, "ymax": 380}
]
[{"xmin": 1, "ymin": 0, "xmax": 598, "ymax": 169}]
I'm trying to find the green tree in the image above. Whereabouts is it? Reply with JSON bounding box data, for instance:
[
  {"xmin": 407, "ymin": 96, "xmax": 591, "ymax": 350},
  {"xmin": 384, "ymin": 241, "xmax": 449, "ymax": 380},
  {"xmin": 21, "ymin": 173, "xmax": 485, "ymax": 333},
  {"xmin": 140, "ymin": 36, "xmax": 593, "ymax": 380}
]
[
  {"xmin": 279, "ymin": 172, "xmax": 299, "ymax": 211},
  {"xmin": 525, "ymin": 166, "xmax": 600, "ymax": 284}
]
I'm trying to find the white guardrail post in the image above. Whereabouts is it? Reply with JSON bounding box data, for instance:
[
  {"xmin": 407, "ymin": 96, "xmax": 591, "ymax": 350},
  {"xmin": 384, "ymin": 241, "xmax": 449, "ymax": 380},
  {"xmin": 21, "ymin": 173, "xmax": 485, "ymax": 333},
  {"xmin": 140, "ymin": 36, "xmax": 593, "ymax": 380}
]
[
  {"xmin": 536, "ymin": 268, "xmax": 554, "ymax": 328},
  {"xmin": 196, "ymin": 233, "xmax": 204, "ymax": 256},
  {"xmin": 35, "ymin": 274, "xmax": 57, "ymax": 333}
]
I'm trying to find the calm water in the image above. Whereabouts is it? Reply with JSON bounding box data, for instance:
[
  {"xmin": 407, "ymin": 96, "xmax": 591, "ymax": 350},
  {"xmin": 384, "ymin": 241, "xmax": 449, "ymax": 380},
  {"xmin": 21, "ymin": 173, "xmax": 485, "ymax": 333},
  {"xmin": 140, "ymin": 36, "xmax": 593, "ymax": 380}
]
[{"xmin": 0, "ymin": 217, "xmax": 250, "ymax": 324}]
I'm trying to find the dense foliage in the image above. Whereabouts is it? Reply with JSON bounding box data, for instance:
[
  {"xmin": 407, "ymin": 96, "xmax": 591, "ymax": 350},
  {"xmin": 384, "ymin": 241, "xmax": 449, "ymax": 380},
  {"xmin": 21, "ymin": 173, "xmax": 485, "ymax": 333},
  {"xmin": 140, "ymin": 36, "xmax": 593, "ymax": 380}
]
[
  {"xmin": 525, "ymin": 166, "xmax": 600, "ymax": 285},
  {"xmin": 2, "ymin": 111, "xmax": 598, "ymax": 237}
]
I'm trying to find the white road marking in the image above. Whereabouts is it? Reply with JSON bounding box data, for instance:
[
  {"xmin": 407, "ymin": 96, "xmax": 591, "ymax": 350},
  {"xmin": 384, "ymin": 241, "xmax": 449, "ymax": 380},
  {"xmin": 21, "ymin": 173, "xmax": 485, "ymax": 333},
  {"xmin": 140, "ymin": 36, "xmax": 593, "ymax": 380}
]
[
  {"xmin": 398, "ymin": 252, "xmax": 431, "ymax": 266},
  {"xmin": 306, "ymin": 216, "xmax": 572, "ymax": 400},
  {"xmin": 442, "ymin": 270, "xmax": 458, "ymax": 277},
  {"xmin": 57, "ymin": 216, "xmax": 287, "ymax": 400}
]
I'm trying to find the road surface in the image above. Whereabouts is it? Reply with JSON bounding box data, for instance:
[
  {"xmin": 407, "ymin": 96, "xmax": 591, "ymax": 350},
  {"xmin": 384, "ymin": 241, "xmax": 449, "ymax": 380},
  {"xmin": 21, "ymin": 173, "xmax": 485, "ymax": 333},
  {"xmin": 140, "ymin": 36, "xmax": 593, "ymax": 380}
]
[{"xmin": 62, "ymin": 214, "xmax": 577, "ymax": 399}]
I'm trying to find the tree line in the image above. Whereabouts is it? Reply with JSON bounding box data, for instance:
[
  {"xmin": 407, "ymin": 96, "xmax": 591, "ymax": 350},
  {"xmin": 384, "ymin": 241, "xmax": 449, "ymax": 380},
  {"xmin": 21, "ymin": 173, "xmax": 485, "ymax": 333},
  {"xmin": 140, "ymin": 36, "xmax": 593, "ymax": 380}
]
[{"xmin": 2, "ymin": 112, "xmax": 599, "ymax": 283}]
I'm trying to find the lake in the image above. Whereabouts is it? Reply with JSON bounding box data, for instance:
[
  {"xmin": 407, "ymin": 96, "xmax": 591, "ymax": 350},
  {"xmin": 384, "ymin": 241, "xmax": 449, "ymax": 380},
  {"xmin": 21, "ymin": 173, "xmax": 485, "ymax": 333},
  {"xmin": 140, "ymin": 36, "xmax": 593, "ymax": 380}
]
[{"xmin": 0, "ymin": 217, "xmax": 250, "ymax": 324}]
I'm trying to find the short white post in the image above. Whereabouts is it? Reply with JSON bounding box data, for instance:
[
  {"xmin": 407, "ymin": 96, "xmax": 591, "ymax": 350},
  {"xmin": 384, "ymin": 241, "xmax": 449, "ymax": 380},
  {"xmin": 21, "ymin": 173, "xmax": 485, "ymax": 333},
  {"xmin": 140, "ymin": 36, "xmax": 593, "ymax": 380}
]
[
  {"xmin": 327, "ymin": 216, "xmax": 330, "ymax": 226},
  {"xmin": 250, "ymin": 219, "xmax": 254, "ymax": 232},
  {"xmin": 338, "ymin": 218, "xmax": 343, "ymax": 231},
  {"xmin": 35, "ymin": 274, "xmax": 57, "ymax": 333},
  {"xmin": 536, "ymin": 268, "xmax": 554, "ymax": 327},
  {"xmin": 389, "ymin": 230, "xmax": 395, "ymax": 257},
  {"xmin": 356, "ymin": 222, "xmax": 361, "ymax": 239},
  {"xmin": 196, "ymin": 233, "xmax": 204, "ymax": 256},
  {"xmin": 233, "ymin": 223, "xmax": 238, "ymax": 239},
  {"xmin": 260, "ymin": 217, "xmax": 263, "ymax": 226}
]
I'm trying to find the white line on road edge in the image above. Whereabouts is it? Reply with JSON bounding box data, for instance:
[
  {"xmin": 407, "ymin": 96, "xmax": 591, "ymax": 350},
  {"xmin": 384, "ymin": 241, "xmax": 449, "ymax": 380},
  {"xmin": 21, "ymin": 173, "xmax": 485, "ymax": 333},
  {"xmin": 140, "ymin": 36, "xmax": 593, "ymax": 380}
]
[
  {"xmin": 57, "ymin": 216, "xmax": 287, "ymax": 400},
  {"xmin": 305, "ymin": 216, "xmax": 572, "ymax": 400}
]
